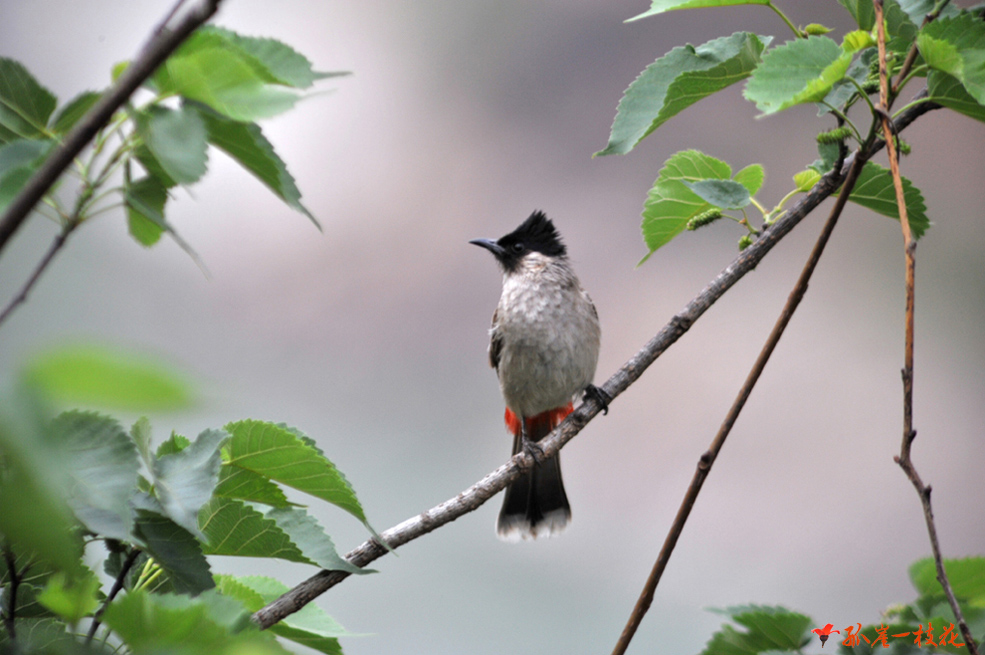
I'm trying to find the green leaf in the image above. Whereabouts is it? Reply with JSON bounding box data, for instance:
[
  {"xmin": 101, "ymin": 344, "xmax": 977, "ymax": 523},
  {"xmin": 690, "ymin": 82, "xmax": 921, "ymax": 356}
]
[
  {"xmin": 910, "ymin": 557, "xmax": 985, "ymax": 607},
  {"xmin": 152, "ymin": 428, "xmax": 226, "ymax": 538},
  {"xmin": 928, "ymin": 69, "xmax": 985, "ymax": 122},
  {"xmin": 596, "ymin": 33, "xmax": 768, "ymax": 156},
  {"xmin": 214, "ymin": 465, "xmax": 292, "ymax": 507},
  {"xmin": 36, "ymin": 569, "xmax": 100, "ymax": 625},
  {"xmin": 0, "ymin": 57, "xmax": 58, "ymax": 144},
  {"xmin": 684, "ymin": 179, "xmax": 751, "ymax": 209},
  {"xmin": 49, "ymin": 411, "xmax": 138, "ymax": 540},
  {"xmin": 793, "ymin": 169, "xmax": 821, "ymax": 192},
  {"xmin": 745, "ymin": 36, "xmax": 853, "ymax": 114},
  {"xmin": 216, "ymin": 575, "xmax": 349, "ymax": 655},
  {"xmin": 897, "ymin": 0, "xmax": 961, "ymax": 24},
  {"xmin": 0, "ymin": 138, "xmax": 53, "ymax": 213},
  {"xmin": 23, "ymin": 342, "xmax": 194, "ymax": 411},
  {"xmin": 135, "ymin": 144, "xmax": 178, "ymax": 188},
  {"xmin": 131, "ymin": 417, "xmax": 154, "ymax": 469},
  {"xmin": 157, "ymin": 432, "xmax": 192, "ymax": 457},
  {"xmin": 265, "ymin": 506, "xmax": 365, "ymax": 574},
  {"xmin": 847, "ymin": 161, "xmax": 929, "ymax": 238},
  {"xmin": 0, "ymin": 386, "xmax": 83, "ymax": 573},
  {"xmin": 131, "ymin": 503, "xmax": 215, "ymax": 595},
  {"xmin": 702, "ymin": 605, "xmax": 812, "ymax": 655},
  {"xmin": 639, "ymin": 150, "xmax": 734, "ymax": 262},
  {"xmin": 50, "ymin": 91, "xmax": 101, "ymax": 134},
  {"xmin": 733, "ymin": 164, "xmax": 765, "ymax": 195},
  {"xmin": 199, "ymin": 499, "xmax": 364, "ymax": 574},
  {"xmin": 224, "ymin": 420, "xmax": 370, "ymax": 526},
  {"xmin": 125, "ymin": 175, "xmax": 168, "ymax": 246},
  {"xmin": 628, "ymin": 0, "xmax": 769, "ymax": 22},
  {"xmin": 101, "ymin": 589, "xmax": 290, "ymax": 655},
  {"xmin": 839, "ymin": 0, "xmax": 876, "ymax": 30},
  {"xmin": 195, "ymin": 27, "xmax": 346, "ymax": 89},
  {"xmin": 154, "ymin": 47, "xmax": 300, "ymax": 122},
  {"xmin": 137, "ymin": 105, "xmax": 208, "ymax": 185},
  {"xmin": 194, "ymin": 105, "xmax": 316, "ymax": 224},
  {"xmin": 0, "ymin": 618, "xmax": 83, "ymax": 654},
  {"xmin": 918, "ymin": 14, "xmax": 985, "ymax": 104},
  {"xmin": 820, "ymin": 47, "xmax": 877, "ymax": 114}
]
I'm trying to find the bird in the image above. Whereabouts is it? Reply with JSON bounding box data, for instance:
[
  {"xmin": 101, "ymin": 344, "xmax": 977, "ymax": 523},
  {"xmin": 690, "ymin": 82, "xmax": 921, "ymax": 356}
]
[{"xmin": 470, "ymin": 210, "xmax": 606, "ymax": 541}]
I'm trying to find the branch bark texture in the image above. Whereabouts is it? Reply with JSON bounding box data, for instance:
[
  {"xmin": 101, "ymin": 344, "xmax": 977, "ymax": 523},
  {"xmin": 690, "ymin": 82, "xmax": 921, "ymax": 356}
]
[
  {"xmin": 252, "ymin": 98, "xmax": 940, "ymax": 630},
  {"xmin": 0, "ymin": 0, "xmax": 223, "ymax": 256}
]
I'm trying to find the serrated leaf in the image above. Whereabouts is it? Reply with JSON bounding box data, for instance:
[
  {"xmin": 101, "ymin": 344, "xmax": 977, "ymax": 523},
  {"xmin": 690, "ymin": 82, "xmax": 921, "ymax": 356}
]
[
  {"xmin": 0, "ymin": 138, "xmax": 53, "ymax": 213},
  {"xmin": 910, "ymin": 557, "xmax": 985, "ymax": 607},
  {"xmin": 0, "ymin": 57, "xmax": 58, "ymax": 144},
  {"xmin": 125, "ymin": 175, "xmax": 168, "ymax": 246},
  {"xmin": 733, "ymin": 164, "xmax": 764, "ymax": 195},
  {"xmin": 745, "ymin": 36, "xmax": 853, "ymax": 115},
  {"xmin": 23, "ymin": 342, "xmax": 194, "ymax": 411},
  {"xmin": 131, "ymin": 504, "xmax": 215, "ymax": 595},
  {"xmin": 49, "ymin": 411, "xmax": 138, "ymax": 540},
  {"xmin": 214, "ymin": 465, "xmax": 292, "ymax": 507},
  {"xmin": 639, "ymin": 150, "xmax": 734, "ymax": 262},
  {"xmin": 597, "ymin": 32, "xmax": 768, "ymax": 156},
  {"xmin": 154, "ymin": 46, "xmax": 301, "ymax": 121},
  {"xmin": 50, "ymin": 90, "xmax": 101, "ymax": 134},
  {"xmin": 157, "ymin": 432, "xmax": 191, "ymax": 458},
  {"xmin": 152, "ymin": 428, "xmax": 226, "ymax": 538},
  {"xmin": 194, "ymin": 105, "xmax": 316, "ymax": 224},
  {"xmin": 809, "ymin": 141, "xmax": 842, "ymax": 175},
  {"xmin": 928, "ymin": 70, "xmax": 985, "ymax": 122},
  {"xmin": 628, "ymin": 0, "xmax": 769, "ymax": 22},
  {"xmin": 847, "ymin": 161, "xmax": 929, "ymax": 238},
  {"xmin": 216, "ymin": 575, "xmax": 349, "ymax": 655},
  {"xmin": 702, "ymin": 605, "xmax": 812, "ymax": 655},
  {"xmin": 137, "ymin": 105, "xmax": 208, "ymax": 185},
  {"xmin": 224, "ymin": 420, "xmax": 370, "ymax": 526},
  {"xmin": 918, "ymin": 14, "xmax": 985, "ymax": 104},
  {"xmin": 0, "ymin": 618, "xmax": 80, "ymax": 654},
  {"xmin": 196, "ymin": 27, "xmax": 344, "ymax": 89},
  {"xmin": 0, "ymin": 386, "xmax": 83, "ymax": 573},
  {"xmin": 897, "ymin": 0, "xmax": 961, "ymax": 24},
  {"xmin": 265, "ymin": 506, "xmax": 365, "ymax": 574},
  {"xmin": 101, "ymin": 589, "xmax": 290, "ymax": 655},
  {"xmin": 684, "ymin": 179, "xmax": 751, "ymax": 209},
  {"xmin": 820, "ymin": 47, "xmax": 877, "ymax": 114},
  {"xmin": 198, "ymin": 497, "xmax": 311, "ymax": 561}
]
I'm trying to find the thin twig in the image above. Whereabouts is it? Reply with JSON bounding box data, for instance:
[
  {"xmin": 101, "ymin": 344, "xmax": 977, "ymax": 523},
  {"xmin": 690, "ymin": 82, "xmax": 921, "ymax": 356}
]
[
  {"xmin": 610, "ymin": 141, "xmax": 869, "ymax": 655},
  {"xmin": 85, "ymin": 548, "xmax": 141, "ymax": 644},
  {"xmin": 0, "ymin": 0, "xmax": 223, "ymax": 256},
  {"xmin": 874, "ymin": 2, "xmax": 978, "ymax": 652},
  {"xmin": 251, "ymin": 99, "xmax": 939, "ymax": 630},
  {"xmin": 0, "ymin": 224, "xmax": 76, "ymax": 328}
]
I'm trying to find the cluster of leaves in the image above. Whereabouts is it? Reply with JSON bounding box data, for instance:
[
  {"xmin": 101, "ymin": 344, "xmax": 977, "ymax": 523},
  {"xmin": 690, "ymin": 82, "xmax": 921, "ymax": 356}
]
[
  {"xmin": 597, "ymin": 0, "xmax": 985, "ymax": 261},
  {"xmin": 0, "ymin": 26, "xmax": 345, "ymax": 251},
  {"xmin": 695, "ymin": 557, "xmax": 985, "ymax": 655},
  {"xmin": 1, "ymin": 344, "xmax": 371, "ymax": 654}
]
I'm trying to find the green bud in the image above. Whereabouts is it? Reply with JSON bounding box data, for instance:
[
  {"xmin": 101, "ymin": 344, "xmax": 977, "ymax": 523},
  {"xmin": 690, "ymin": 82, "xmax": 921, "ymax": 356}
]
[
  {"xmin": 738, "ymin": 235, "xmax": 753, "ymax": 251},
  {"xmin": 817, "ymin": 126, "xmax": 853, "ymax": 144},
  {"xmin": 804, "ymin": 23, "xmax": 834, "ymax": 36}
]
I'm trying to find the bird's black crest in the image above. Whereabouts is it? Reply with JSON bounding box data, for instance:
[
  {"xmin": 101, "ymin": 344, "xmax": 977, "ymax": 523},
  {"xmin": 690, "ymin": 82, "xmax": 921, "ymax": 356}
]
[{"xmin": 499, "ymin": 211, "xmax": 566, "ymax": 259}]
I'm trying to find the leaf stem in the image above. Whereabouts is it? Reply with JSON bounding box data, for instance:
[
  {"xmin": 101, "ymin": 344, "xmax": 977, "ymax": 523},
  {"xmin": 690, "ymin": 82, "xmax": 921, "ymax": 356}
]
[
  {"xmin": 767, "ymin": 1, "xmax": 803, "ymax": 38},
  {"xmin": 85, "ymin": 548, "xmax": 140, "ymax": 644}
]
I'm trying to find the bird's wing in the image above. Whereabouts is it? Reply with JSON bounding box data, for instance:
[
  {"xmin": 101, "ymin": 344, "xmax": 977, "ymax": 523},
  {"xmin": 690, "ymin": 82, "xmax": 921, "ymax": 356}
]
[{"xmin": 489, "ymin": 308, "xmax": 502, "ymax": 371}]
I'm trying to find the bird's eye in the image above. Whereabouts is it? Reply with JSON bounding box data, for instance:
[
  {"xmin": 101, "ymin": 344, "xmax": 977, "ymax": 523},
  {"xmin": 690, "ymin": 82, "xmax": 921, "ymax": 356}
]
[{"xmin": 511, "ymin": 242, "xmax": 524, "ymax": 254}]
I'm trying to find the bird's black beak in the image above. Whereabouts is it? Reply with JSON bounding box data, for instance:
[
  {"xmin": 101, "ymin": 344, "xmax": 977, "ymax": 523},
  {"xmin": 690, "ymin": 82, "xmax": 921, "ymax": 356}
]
[{"xmin": 469, "ymin": 238, "xmax": 506, "ymax": 258}]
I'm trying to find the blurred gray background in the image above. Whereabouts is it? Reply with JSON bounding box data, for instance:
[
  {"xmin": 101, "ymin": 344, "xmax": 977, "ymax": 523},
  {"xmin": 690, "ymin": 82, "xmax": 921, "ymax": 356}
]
[{"xmin": 2, "ymin": 1, "xmax": 984, "ymax": 653}]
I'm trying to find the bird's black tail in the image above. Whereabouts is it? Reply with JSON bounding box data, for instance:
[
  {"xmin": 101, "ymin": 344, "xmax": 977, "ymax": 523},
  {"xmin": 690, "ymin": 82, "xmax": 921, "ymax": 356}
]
[{"xmin": 497, "ymin": 405, "xmax": 572, "ymax": 541}]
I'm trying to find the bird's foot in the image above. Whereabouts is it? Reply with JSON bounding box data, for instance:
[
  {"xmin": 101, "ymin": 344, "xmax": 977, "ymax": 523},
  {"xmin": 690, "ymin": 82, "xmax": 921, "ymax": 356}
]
[
  {"xmin": 520, "ymin": 436, "xmax": 546, "ymax": 465},
  {"xmin": 584, "ymin": 384, "xmax": 611, "ymax": 415}
]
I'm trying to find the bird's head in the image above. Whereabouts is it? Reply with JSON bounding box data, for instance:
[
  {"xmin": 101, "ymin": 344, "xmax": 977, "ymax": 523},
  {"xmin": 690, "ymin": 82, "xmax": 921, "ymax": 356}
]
[{"xmin": 469, "ymin": 210, "xmax": 567, "ymax": 273}]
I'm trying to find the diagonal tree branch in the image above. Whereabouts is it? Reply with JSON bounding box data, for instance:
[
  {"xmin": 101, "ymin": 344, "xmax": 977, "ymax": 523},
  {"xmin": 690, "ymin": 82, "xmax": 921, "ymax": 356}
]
[
  {"xmin": 0, "ymin": 0, "xmax": 223, "ymax": 256},
  {"xmin": 251, "ymin": 97, "xmax": 940, "ymax": 631}
]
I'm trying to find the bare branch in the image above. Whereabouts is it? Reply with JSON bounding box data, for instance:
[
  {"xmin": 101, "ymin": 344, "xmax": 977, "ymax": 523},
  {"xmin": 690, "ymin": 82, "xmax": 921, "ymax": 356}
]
[
  {"xmin": 874, "ymin": 2, "xmax": 979, "ymax": 652},
  {"xmin": 251, "ymin": 97, "xmax": 940, "ymax": 631},
  {"xmin": 0, "ymin": 225, "xmax": 75, "ymax": 328},
  {"xmin": 0, "ymin": 0, "xmax": 223, "ymax": 256}
]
